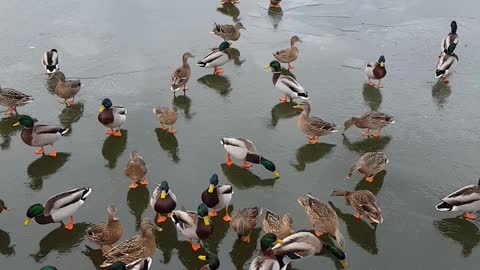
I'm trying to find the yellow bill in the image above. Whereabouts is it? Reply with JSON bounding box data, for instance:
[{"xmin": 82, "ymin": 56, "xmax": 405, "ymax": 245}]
[
  {"xmin": 264, "ymin": 65, "xmax": 271, "ymax": 70},
  {"xmin": 160, "ymin": 190, "xmax": 166, "ymax": 199},
  {"xmin": 380, "ymin": 62, "xmax": 384, "ymax": 68},
  {"xmin": 275, "ymin": 239, "xmax": 283, "ymax": 245},
  {"xmin": 24, "ymin": 218, "xmax": 31, "ymax": 226},
  {"xmin": 98, "ymin": 105, "xmax": 105, "ymax": 112},
  {"xmin": 198, "ymin": 255, "xmax": 207, "ymax": 261},
  {"xmin": 203, "ymin": 216, "xmax": 210, "ymax": 226},
  {"xmin": 292, "ymin": 105, "xmax": 300, "ymax": 109},
  {"xmin": 208, "ymin": 184, "xmax": 214, "ymax": 193},
  {"xmin": 12, "ymin": 121, "xmax": 20, "ymax": 127},
  {"xmin": 341, "ymin": 260, "xmax": 349, "ymax": 268},
  {"xmin": 273, "ymin": 171, "xmax": 280, "ymax": 178}
]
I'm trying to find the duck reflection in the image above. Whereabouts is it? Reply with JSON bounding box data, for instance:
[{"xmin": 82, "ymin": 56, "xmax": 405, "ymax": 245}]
[
  {"xmin": 268, "ymin": 6, "xmax": 283, "ymax": 30},
  {"xmin": 177, "ymin": 240, "xmax": 207, "ymax": 270},
  {"xmin": 155, "ymin": 219, "xmax": 178, "ymax": 264},
  {"xmin": 27, "ymin": 153, "xmax": 71, "ymax": 190},
  {"xmin": 342, "ymin": 134, "xmax": 391, "ymax": 154},
  {"xmin": 155, "ymin": 128, "xmax": 180, "ymax": 163},
  {"xmin": 354, "ymin": 170, "xmax": 386, "ymax": 196},
  {"xmin": 31, "ymin": 223, "xmax": 89, "ymax": 262},
  {"xmin": 204, "ymin": 210, "xmax": 231, "ymax": 254},
  {"xmin": 221, "ymin": 163, "xmax": 277, "ymax": 189},
  {"xmin": 291, "ymin": 143, "xmax": 335, "ymax": 171},
  {"xmin": 269, "ymin": 101, "xmax": 301, "ymax": 128},
  {"xmin": 58, "ymin": 102, "xmax": 84, "ymax": 133},
  {"xmin": 329, "ymin": 202, "xmax": 378, "ymax": 254},
  {"xmin": 0, "ymin": 229, "xmax": 15, "ymax": 256},
  {"xmin": 0, "ymin": 114, "xmax": 22, "ymax": 150},
  {"xmin": 217, "ymin": 2, "xmax": 240, "ymax": 22},
  {"xmin": 83, "ymin": 245, "xmax": 105, "ymax": 270},
  {"xmin": 45, "ymin": 76, "xmax": 57, "ymax": 95},
  {"xmin": 173, "ymin": 94, "xmax": 194, "ymax": 120},
  {"xmin": 433, "ymin": 217, "xmax": 480, "ymax": 257},
  {"xmin": 102, "ymin": 130, "xmax": 128, "ymax": 169},
  {"xmin": 229, "ymin": 228, "xmax": 261, "ymax": 269},
  {"xmin": 362, "ymin": 83, "xmax": 382, "ymax": 111},
  {"xmin": 127, "ymin": 185, "xmax": 150, "ymax": 230},
  {"xmin": 432, "ymin": 80, "xmax": 451, "ymax": 109},
  {"xmin": 198, "ymin": 74, "xmax": 232, "ymax": 96}
]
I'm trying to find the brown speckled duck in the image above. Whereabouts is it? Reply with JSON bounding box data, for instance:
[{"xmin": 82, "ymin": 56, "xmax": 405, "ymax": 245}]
[
  {"xmin": 343, "ymin": 111, "xmax": 394, "ymax": 137},
  {"xmin": 124, "ymin": 151, "xmax": 148, "ymax": 189},
  {"xmin": 85, "ymin": 206, "xmax": 123, "ymax": 254},
  {"xmin": 331, "ymin": 189, "xmax": 383, "ymax": 224},
  {"xmin": 273, "ymin": 36, "xmax": 302, "ymax": 70},
  {"xmin": 365, "ymin": 55, "xmax": 386, "ymax": 88},
  {"xmin": 51, "ymin": 71, "xmax": 81, "ymax": 105},
  {"xmin": 270, "ymin": 0, "xmax": 281, "ymax": 8},
  {"xmin": 346, "ymin": 152, "xmax": 388, "ymax": 183},
  {"xmin": 0, "ymin": 84, "xmax": 33, "ymax": 115},
  {"xmin": 293, "ymin": 102, "xmax": 338, "ymax": 144},
  {"xmin": 153, "ymin": 106, "xmax": 177, "ymax": 134},
  {"xmin": 262, "ymin": 210, "xmax": 293, "ymax": 239},
  {"xmin": 211, "ymin": 22, "xmax": 246, "ymax": 42},
  {"xmin": 231, "ymin": 207, "xmax": 262, "ymax": 244},
  {"xmin": 171, "ymin": 52, "xmax": 193, "ymax": 93}
]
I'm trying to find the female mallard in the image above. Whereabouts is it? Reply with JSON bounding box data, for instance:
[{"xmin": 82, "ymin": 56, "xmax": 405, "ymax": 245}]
[
  {"xmin": 197, "ymin": 41, "xmax": 233, "ymax": 75},
  {"xmin": 108, "ymin": 258, "xmax": 152, "ymax": 270},
  {"xmin": 51, "ymin": 71, "xmax": 81, "ymax": 105},
  {"xmin": 293, "ymin": 102, "xmax": 338, "ymax": 144},
  {"xmin": 124, "ymin": 151, "xmax": 148, "ymax": 189},
  {"xmin": 272, "ymin": 231, "xmax": 348, "ymax": 268},
  {"xmin": 150, "ymin": 181, "xmax": 177, "ymax": 224},
  {"xmin": 211, "ymin": 22, "xmax": 246, "ymax": 41},
  {"xmin": 13, "ymin": 115, "xmax": 69, "ymax": 157},
  {"xmin": 101, "ymin": 219, "xmax": 161, "ymax": 268},
  {"xmin": 231, "ymin": 207, "xmax": 262, "ymax": 244},
  {"xmin": 331, "ymin": 189, "xmax": 383, "ymax": 224},
  {"xmin": 346, "ymin": 152, "xmax": 388, "ymax": 183},
  {"xmin": 201, "ymin": 174, "xmax": 234, "ymax": 222},
  {"xmin": 0, "ymin": 199, "xmax": 8, "ymax": 214},
  {"xmin": 270, "ymin": 0, "xmax": 281, "ymax": 8},
  {"xmin": 98, "ymin": 98, "xmax": 127, "ymax": 137},
  {"xmin": 171, "ymin": 203, "xmax": 214, "ymax": 251},
  {"xmin": 439, "ymin": 21, "xmax": 458, "ymax": 58},
  {"xmin": 435, "ymin": 43, "xmax": 458, "ymax": 84},
  {"xmin": 153, "ymin": 106, "xmax": 177, "ymax": 134},
  {"xmin": 42, "ymin": 49, "xmax": 59, "ymax": 74},
  {"xmin": 249, "ymin": 233, "xmax": 283, "ymax": 270},
  {"xmin": 343, "ymin": 111, "xmax": 394, "ymax": 137},
  {"xmin": 220, "ymin": 137, "xmax": 279, "ymax": 177},
  {"xmin": 273, "ymin": 36, "xmax": 302, "ymax": 70},
  {"xmin": 85, "ymin": 206, "xmax": 123, "ymax": 254},
  {"xmin": 435, "ymin": 178, "xmax": 480, "ymax": 220},
  {"xmin": 0, "ymin": 84, "xmax": 34, "ymax": 115},
  {"xmin": 24, "ymin": 187, "xmax": 92, "ymax": 230},
  {"xmin": 365, "ymin": 55, "xmax": 386, "ymax": 88},
  {"xmin": 262, "ymin": 210, "xmax": 293, "ymax": 240},
  {"xmin": 171, "ymin": 52, "xmax": 194, "ymax": 93},
  {"xmin": 297, "ymin": 194, "xmax": 346, "ymax": 252},
  {"xmin": 265, "ymin": 60, "xmax": 308, "ymax": 102},
  {"xmin": 198, "ymin": 254, "xmax": 220, "ymax": 270}
]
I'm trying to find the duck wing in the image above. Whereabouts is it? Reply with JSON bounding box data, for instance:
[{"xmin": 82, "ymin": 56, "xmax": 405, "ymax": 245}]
[
  {"xmin": 44, "ymin": 187, "xmax": 91, "ymax": 215},
  {"xmin": 442, "ymin": 185, "xmax": 480, "ymax": 206}
]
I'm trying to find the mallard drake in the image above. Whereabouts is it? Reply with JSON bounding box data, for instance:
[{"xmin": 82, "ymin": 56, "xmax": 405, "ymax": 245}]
[
  {"xmin": 98, "ymin": 98, "xmax": 127, "ymax": 137},
  {"xmin": 153, "ymin": 106, "xmax": 177, "ymax": 134},
  {"xmin": 40, "ymin": 266, "xmax": 58, "ymax": 270},
  {"xmin": 265, "ymin": 61, "xmax": 308, "ymax": 102},
  {"xmin": 435, "ymin": 43, "xmax": 458, "ymax": 84},
  {"xmin": 211, "ymin": 22, "xmax": 246, "ymax": 41},
  {"xmin": 0, "ymin": 198, "xmax": 7, "ymax": 214},
  {"xmin": 150, "ymin": 181, "xmax": 177, "ymax": 224},
  {"xmin": 297, "ymin": 194, "xmax": 346, "ymax": 252},
  {"xmin": 439, "ymin": 21, "xmax": 458, "ymax": 58},
  {"xmin": 108, "ymin": 258, "xmax": 152, "ymax": 270},
  {"xmin": 13, "ymin": 115, "xmax": 69, "ymax": 157},
  {"xmin": 124, "ymin": 151, "xmax": 148, "ymax": 189},
  {"xmin": 171, "ymin": 52, "xmax": 194, "ymax": 93},
  {"xmin": 273, "ymin": 36, "xmax": 302, "ymax": 70},
  {"xmin": 346, "ymin": 152, "xmax": 388, "ymax": 183},
  {"xmin": 198, "ymin": 254, "xmax": 220, "ymax": 270},
  {"xmin": 293, "ymin": 102, "xmax": 338, "ymax": 144},
  {"xmin": 249, "ymin": 233, "xmax": 283, "ymax": 270},
  {"xmin": 85, "ymin": 206, "xmax": 123, "ymax": 254},
  {"xmin": 171, "ymin": 203, "xmax": 214, "ymax": 251},
  {"xmin": 101, "ymin": 219, "xmax": 161, "ymax": 268},
  {"xmin": 262, "ymin": 210, "xmax": 293, "ymax": 240},
  {"xmin": 231, "ymin": 207, "xmax": 262, "ymax": 244},
  {"xmin": 24, "ymin": 187, "xmax": 92, "ymax": 230},
  {"xmin": 272, "ymin": 231, "xmax": 348, "ymax": 268},
  {"xmin": 0, "ymin": 84, "xmax": 34, "ymax": 115},
  {"xmin": 197, "ymin": 41, "xmax": 233, "ymax": 75},
  {"xmin": 201, "ymin": 173, "xmax": 234, "ymax": 222},
  {"xmin": 42, "ymin": 49, "xmax": 59, "ymax": 74},
  {"xmin": 220, "ymin": 137, "xmax": 280, "ymax": 177},
  {"xmin": 435, "ymin": 178, "xmax": 480, "ymax": 220},
  {"xmin": 270, "ymin": 0, "xmax": 281, "ymax": 8},
  {"xmin": 51, "ymin": 71, "xmax": 81, "ymax": 105},
  {"xmin": 331, "ymin": 189, "xmax": 383, "ymax": 224},
  {"xmin": 343, "ymin": 111, "xmax": 394, "ymax": 137},
  {"xmin": 365, "ymin": 55, "xmax": 386, "ymax": 88}
]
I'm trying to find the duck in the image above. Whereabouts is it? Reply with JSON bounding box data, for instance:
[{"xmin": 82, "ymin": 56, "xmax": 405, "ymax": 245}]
[
  {"xmin": 0, "ymin": 84, "xmax": 34, "ymax": 115},
  {"xmin": 265, "ymin": 60, "xmax": 309, "ymax": 102},
  {"xmin": 345, "ymin": 152, "xmax": 388, "ymax": 183},
  {"xmin": 0, "ymin": 198, "xmax": 7, "ymax": 214},
  {"xmin": 297, "ymin": 194, "xmax": 346, "ymax": 252},
  {"xmin": 101, "ymin": 219, "xmax": 161, "ymax": 268},
  {"xmin": 98, "ymin": 98, "xmax": 127, "ymax": 137},
  {"xmin": 150, "ymin": 180, "xmax": 177, "ymax": 224},
  {"xmin": 108, "ymin": 258, "xmax": 152, "ymax": 270},
  {"xmin": 13, "ymin": 115, "xmax": 69, "ymax": 157},
  {"xmin": 124, "ymin": 151, "xmax": 148, "ymax": 189},
  {"xmin": 85, "ymin": 206, "xmax": 123, "ymax": 254},
  {"xmin": 51, "ymin": 71, "xmax": 81, "ymax": 105},
  {"xmin": 231, "ymin": 207, "xmax": 262, "ymax": 244},
  {"xmin": 435, "ymin": 43, "xmax": 458, "ymax": 84},
  {"xmin": 273, "ymin": 36, "xmax": 302, "ymax": 70},
  {"xmin": 249, "ymin": 233, "xmax": 283, "ymax": 270},
  {"xmin": 153, "ymin": 105, "xmax": 177, "ymax": 134},
  {"xmin": 331, "ymin": 189, "xmax": 383, "ymax": 224},
  {"xmin": 262, "ymin": 210, "xmax": 293, "ymax": 240},
  {"xmin": 42, "ymin": 49, "xmax": 59, "ymax": 74},
  {"xmin": 270, "ymin": 0, "xmax": 281, "ymax": 8},
  {"xmin": 24, "ymin": 187, "xmax": 92, "ymax": 230},
  {"xmin": 435, "ymin": 178, "xmax": 480, "ymax": 220},
  {"xmin": 171, "ymin": 52, "xmax": 194, "ymax": 93},
  {"xmin": 365, "ymin": 55, "xmax": 386, "ymax": 88},
  {"xmin": 198, "ymin": 254, "xmax": 220, "ymax": 270},
  {"xmin": 343, "ymin": 111, "xmax": 394, "ymax": 137},
  {"xmin": 220, "ymin": 137, "xmax": 280, "ymax": 177},
  {"xmin": 211, "ymin": 22, "xmax": 246, "ymax": 41},
  {"xmin": 201, "ymin": 173, "xmax": 234, "ymax": 222},
  {"xmin": 439, "ymin": 21, "xmax": 458, "ymax": 58},
  {"xmin": 272, "ymin": 231, "xmax": 348, "ymax": 268},
  {"xmin": 171, "ymin": 203, "xmax": 214, "ymax": 251},
  {"xmin": 197, "ymin": 41, "xmax": 234, "ymax": 75},
  {"xmin": 293, "ymin": 102, "xmax": 338, "ymax": 144}
]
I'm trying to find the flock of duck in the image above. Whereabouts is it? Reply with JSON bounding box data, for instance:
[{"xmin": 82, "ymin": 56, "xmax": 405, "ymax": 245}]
[{"xmin": 0, "ymin": 1, "xmax": 476, "ymax": 270}]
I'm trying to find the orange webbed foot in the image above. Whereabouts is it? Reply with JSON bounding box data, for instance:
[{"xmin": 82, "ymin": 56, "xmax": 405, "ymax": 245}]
[
  {"xmin": 113, "ymin": 130, "xmax": 122, "ymax": 137},
  {"xmin": 69, "ymin": 100, "xmax": 75, "ymax": 105},
  {"xmin": 368, "ymin": 81, "xmax": 375, "ymax": 86},
  {"xmin": 169, "ymin": 128, "xmax": 176, "ymax": 134},
  {"xmin": 353, "ymin": 213, "xmax": 363, "ymax": 219},
  {"xmin": 191, "ymin": 242, "xmax": 202, "ymax": 251},
  {"xmin": 241, "ymin": 235, "xmax": 251, "ymax": 243},
  {"xmin": 309, "ymin": 138, "xmax": 318, "ymax": 144},
  {"xmin": 64, "ymin": 223, "xmax": 74, "ymax": 230},
  {"xmin": 377, "ymin": 83, "xmax": 383, "ymax": 89},
  {"xmin": 365, "ymin": 176, "xmax": 374, "ymax": 182},
  {"xmin": 279, "ymin": 97, "xmax": 289, "ymax": 102},
  {"xmin": 128, "ymin": 182, "xmax": 139, "ymax": 189},
  {"xmin": 59, "ymin": 99, "xmax": 67, "ymax": 104},
  {"xmin": 223, "ymin": 214, "xmax": 232, "ymax": 222},
  {"xmin": 314, "ymin": 230, "xmax": 323, "ymax": 237},
  {"xmin": 49, "ymin": 149, "xmax": 57, "ymax": 157},
  {"xmin": 242, "ymin": 162, "xmax": 253, "ymax": 169},
  {"xmin": 157, "ymin": 215, "xmax": 168, "ymax": 223},
  {"xmin": 372, "ymin": 132, "xmax": 381, "ymax": 138},
  {"xmin": 140, "ymin": 178, "xmax": 148, "ymax": 185},
  {"xmin": 361, "ymin": 131, "xmax": 370, "ymax": 136},
  {"xmin": 106, "ymin": 129, "xmax": 115, "ymax": 135},
  {"xmin": 209, "ymin": 209, "xmax": 218, "ymax": 217},
  {"xmin": 464, "ymin": 213, "xmax": 476, "ymax": 220},
  {"xmin": 34, "ymin": 148, "xmax": 44, "ymax": 155}
]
